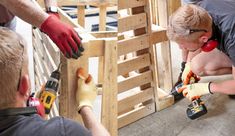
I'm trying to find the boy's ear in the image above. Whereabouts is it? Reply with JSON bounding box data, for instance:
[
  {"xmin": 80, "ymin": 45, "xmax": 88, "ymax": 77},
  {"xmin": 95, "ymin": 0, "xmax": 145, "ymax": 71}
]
[
  {"xmin": 199, "ymin": 35, "xmax": 209, "ymax": 43},
  {"xmin": 18, "ymin": 75, "xmax": 29, "ymax": 96},
  {"xmin": 199, "ymin": 31, "xmax": 211, "ymax": 43}
]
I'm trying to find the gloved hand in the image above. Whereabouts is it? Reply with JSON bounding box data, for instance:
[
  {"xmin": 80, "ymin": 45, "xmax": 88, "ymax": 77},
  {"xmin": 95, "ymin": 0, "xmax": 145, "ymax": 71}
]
[
  {"xmin": 182, "ymin": 82, "xmax": 213, "ymax": 100},
  {"xmin": 181, "ymin": 63, "xmax": 200, "ymax": 84},
  {"xmin": 76, "ymin": 68, "xmax": 97, "ymax": 112},
  {"xmin": 40, "ymin": 15, "xmax": 84, "ymax": 59}
]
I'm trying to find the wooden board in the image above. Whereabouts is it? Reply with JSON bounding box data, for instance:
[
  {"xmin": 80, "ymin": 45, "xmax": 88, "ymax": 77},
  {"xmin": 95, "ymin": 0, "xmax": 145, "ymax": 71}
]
[
  {"xmin": 118, "ymin": 0, "xmax": 146, "ymax": 10},
  {"xmin": 118, "ymin": 34, "xmax": 149, "ymax": 56},
  {"xmin": 118, "ymin": 13, "xmax": 147, "ymax": 33},
  {"xmin": 118, "ymin": 87, "xmax": 154, "ymax": 114},
  {"xmin": 101, "ymin": 39, "xmax": 118, "ymax": 136},
  {"xmin": 118, "ymin": 54, "xmax": 151, "ymax": 76},
  {"xmin": 118, "ymin": 71, "xmax": 152, "ymax": 93},
  {"xmin": 118, "ymin": 103, "xmax": 155, "ymax": 128}
]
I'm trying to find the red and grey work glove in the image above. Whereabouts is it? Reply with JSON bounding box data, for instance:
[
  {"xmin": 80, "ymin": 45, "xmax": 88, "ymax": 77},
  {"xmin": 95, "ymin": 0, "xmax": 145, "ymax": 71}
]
[
  {"xmin": 76, "ymin": 68, "xmax": 97, "ymax": 112},
  {"xmin": 40, "ymin": 15, "xmax": 84, "ymax": 59},
  {"xmin": 182, "ymin": 82, "xmax": 213, "ymax": 101}
]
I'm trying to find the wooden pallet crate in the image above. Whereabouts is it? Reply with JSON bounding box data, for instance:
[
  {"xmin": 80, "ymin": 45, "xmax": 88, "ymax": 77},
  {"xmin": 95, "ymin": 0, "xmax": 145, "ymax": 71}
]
[
  {"xmin": 32, "ymin": 0, "xmax": 181, "ymax": 136},
  {"xmin": 117, "ymin": 0, "xmax": 181, "ymax": 128}
]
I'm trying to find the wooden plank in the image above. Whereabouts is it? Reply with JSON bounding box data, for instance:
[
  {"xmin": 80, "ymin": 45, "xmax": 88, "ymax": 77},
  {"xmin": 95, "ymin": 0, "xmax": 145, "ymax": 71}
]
[
  {"xmin": 57, "ymin": 0, "xmax": 78, "ymax": 6},
  {"xmin": 151, "ymin": 0, "xmax": 158, "ymax": 25},
  {"xmin": 99, "ymin": 5, "xmax": 107, "ymax": 31},
  {"xmin": 118, "ymin": 54, "xmax": 151, "ymax": 76},
  {"xmin": 118, "ymin": 13, "xmax": 147, "ymax": 33},
  {"xmin": 155, "ymin": 1, "xmax": 173, "ymax": 92},
  {"xmin": 86, "ymin": 40, "xmax": 104, "ymax": 57},
  {"xmin": 65, "ymin": 6, "xmax": 117, "ymax": 16},
  {"xmin": 59, "ymin": 41, "xmax": 89, "ymax": 122},
  {"xmin": 131, "ymin": 5, "xmax": 152, "ymax": 91},
  {"xmin": 150, "ymin": 28, "xmax": 168, "ymax": 44},
  {"xmin": 101, "ymin": 39, "xmax": 118, "ymax": 136},
  {"xmin": 118, "ymin": 103, "xmax": 155, "ymax": 128},
  {"xmin": 118, "ymin": 0, "xmax": 146, "ymax": 10},
  {"xmin": 90, "ymin": 31, "xmax": 117, "ymax": 38},
  {"xmin": 41, "ymin": 34, "xmax": 60, "ymax": 65},
  {"xmin": 33, "ymin": 52, "xmax": 47, "ymax": 84},
  {"xmin": 156, "ymin": 88, "xmax": 174, "ymax": 111},
  {"xmin": 77, "ymin": 5, "xmax": 85, "ymax": 27},
  {"xmin": 77, "ymin": 1, "xmax": 116, "ymax": 6},
  {"xmin": 118, "ymin": 87, "xmax": 154, "ymax": 114},
  {"xmin": 168, "ymin": 0, "xmax": 181, "ymax": 15},
  {"xmin": 117, "ymin": 35, "xmax": 149, "ymax": 56},
  {"xmin": 118, "ymin": 71, "xmax": 152, "ymax": 93}
]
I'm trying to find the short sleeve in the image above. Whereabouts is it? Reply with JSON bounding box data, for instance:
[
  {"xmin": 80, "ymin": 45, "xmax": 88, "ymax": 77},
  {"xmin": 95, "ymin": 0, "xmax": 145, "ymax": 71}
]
[{"xmin": 61, "ymin": 117, "xmax": 92, "ymax": 136}]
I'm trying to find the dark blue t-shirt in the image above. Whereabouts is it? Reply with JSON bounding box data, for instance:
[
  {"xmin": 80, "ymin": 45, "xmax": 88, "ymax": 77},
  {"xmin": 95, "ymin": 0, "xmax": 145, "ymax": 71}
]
[
  {"xmin": 197, "ymin": 0, "xmax": 235, "ymax": 66},
  {"xmin": 0, "ymin": 114, "xmax": 91, "ymax": 136}
]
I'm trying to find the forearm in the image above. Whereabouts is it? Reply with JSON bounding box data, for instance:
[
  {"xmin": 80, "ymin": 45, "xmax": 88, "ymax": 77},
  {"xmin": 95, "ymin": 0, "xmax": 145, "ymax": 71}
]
[
  {"xmin": 0, "ymin": 0, "xmax": 48, "ymax": 27},
  {"xmin": 182, "ymin": 49, "xmax": 188, "ymax": 62},
  {"xmin": 80, "ymin": 107, "xmax": 110, "ymax": 136},
  {"xmin": 210, "ymin": 80, "xmax": 235, "ymax": 94}
]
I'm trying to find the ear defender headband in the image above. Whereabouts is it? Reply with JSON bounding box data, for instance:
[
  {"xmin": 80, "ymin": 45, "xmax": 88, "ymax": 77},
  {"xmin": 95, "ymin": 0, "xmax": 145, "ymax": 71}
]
[{"xmin": 189, "ymin": 29, "xmax": 218, "ymax": 52}]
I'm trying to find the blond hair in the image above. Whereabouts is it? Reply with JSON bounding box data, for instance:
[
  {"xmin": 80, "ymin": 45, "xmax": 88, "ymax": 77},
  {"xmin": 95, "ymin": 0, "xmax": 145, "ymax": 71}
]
[
  {"xmin": 167, "ymin": 4, "xmax": 212, "ymax": 42},
  {"xmin": 0, "ymin": 27, "xmax": 25, "ymax": 109}
]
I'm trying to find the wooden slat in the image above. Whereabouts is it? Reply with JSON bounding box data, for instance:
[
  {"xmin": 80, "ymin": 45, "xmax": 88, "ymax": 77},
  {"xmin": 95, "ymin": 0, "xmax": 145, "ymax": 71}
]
[
  {"xmin": 118, "ymin": 13, "xmax": 147, "ymax": 33},
  {"xmin": 33, "ymin": 52, "xmax": 47, "ymax": 83},
  {"xmin": 90, "ymin": 31, "xmax": 117, "ymax": 38},
  {"xmin": 41, "ymin": 34, "xmax": 60, "ymax": 65},
  {"xmin": 101, "ymin": 39, "xmax": 118, "ymax": 136},
  {"xmin": 77, "ymin": 5, "xmax": 85, "ymax": 27},
  {"xmin": 118, "ymin": 0, "xmax": 146, "ymax": 10},
  {"xmin": 118, "ymin": 103, "xmax": 155, "ymax": 128},
  {"xmin": 150, "ymin": 28, "xmax": 168, "ymax": 44},
  {"xmin": 59, "ymin": 42, "xmax": 89, "ymax": 122},
  {"xmin": 86, "ymin": 40, "xmax": 104, "ymax": 57},
  {"xmin": 118, "ymin": 71, "xmax": 152, "ymax": 93},
  {"xmin": 118, "ymin": 54, "xmax": 151, "ymax": 76},
  {"xmin": 66, "ymin": 6, "xmax": 117, "ymax": 16},
  {"xmin": 118, "ymin": 87, "xmax": 154, "ymax": 114},
  {"xmin": 118, "ymin": 35, "xmax": 149, "ymax": 56},
  {"xmin": 99, "ymin": 5, "xmax": 107, "ymax": 31},
  {"xmin": 156, "ymin": 88, "xmax": 174, "ymax": 111}
]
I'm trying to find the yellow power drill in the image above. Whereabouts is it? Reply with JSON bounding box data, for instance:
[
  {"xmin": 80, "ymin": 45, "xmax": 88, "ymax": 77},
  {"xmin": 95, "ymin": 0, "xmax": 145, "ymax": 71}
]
[{"xmin": 40, "ymin": 63, "xmax": 61, "ymax": 114}]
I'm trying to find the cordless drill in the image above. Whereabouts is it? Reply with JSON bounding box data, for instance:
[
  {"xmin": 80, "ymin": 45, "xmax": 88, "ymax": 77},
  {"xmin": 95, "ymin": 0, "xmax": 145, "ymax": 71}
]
[
  {"xmin": 39, "ymin": 63, "xmax": 61, "ymax": 114},
  {"xmin": 170, "ymin": 71, "xmax": 207, "ymax": 120}
]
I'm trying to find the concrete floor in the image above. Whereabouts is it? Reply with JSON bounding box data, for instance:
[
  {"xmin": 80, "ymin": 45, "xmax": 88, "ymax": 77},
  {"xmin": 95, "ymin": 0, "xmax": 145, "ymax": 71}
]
[{"xmin": 119, "ymin": 93, "xmax": 235, "ymax": 136}]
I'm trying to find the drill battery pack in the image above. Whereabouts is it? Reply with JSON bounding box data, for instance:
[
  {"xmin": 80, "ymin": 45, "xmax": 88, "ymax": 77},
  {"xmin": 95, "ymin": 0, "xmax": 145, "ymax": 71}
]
[{"xmin": 186, "ymin": 99, "xmax": 207, "ymax": 120}]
